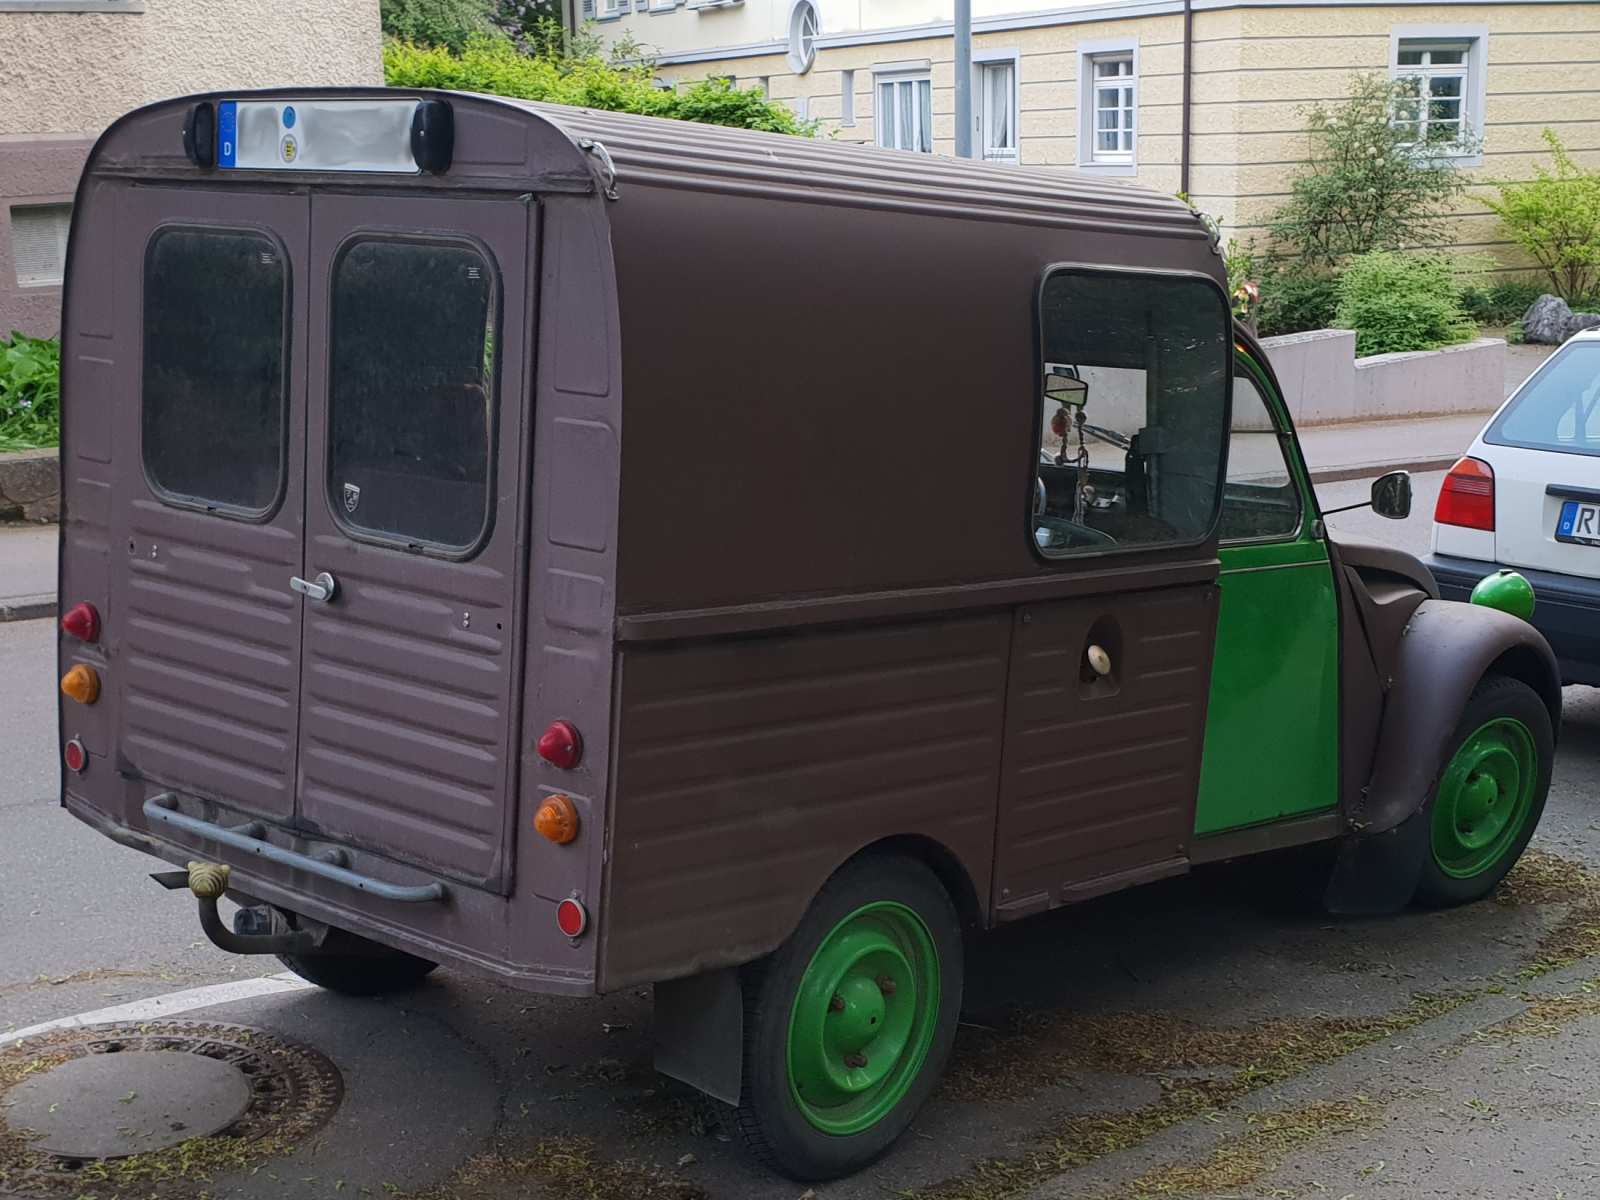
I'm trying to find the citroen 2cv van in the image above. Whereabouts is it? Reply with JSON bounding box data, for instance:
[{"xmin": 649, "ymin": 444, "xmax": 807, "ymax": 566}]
[{"xmin": 56, "ymin": 90, "xmax": 1561, "ymax": 1180}]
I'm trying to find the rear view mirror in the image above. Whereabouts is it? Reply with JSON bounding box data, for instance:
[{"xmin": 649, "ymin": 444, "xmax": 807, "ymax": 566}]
[
  {"xmin": 1045, "ymin": 367, "xmax": 1088, "ymax": 408},
  {"xmin": 1371, "ymin": 470, "xmax": 1412, "ymax": 520}
]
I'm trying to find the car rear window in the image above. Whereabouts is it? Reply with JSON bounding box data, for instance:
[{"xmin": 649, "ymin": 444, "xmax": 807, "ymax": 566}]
[
  {"xmin": 141, "ymin": 226, "xmax": 288, "ymax": 515},
  {"xmin": 1486, "ymin": 341, "xmax": 1600, "ymax": 457},
  {"xmin": 326, "ymin": 236, "xmax": 498, "ymax": 555}
]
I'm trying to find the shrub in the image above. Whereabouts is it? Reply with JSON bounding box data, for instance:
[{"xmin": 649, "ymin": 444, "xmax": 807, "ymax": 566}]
[
  {"xmin": 380, "ymin": 0, "xmax": 502, "ymax": 54},
  {"xmin": 1256, "ymin": 268, "xmax": 1342, "ymax": 337},
  {"xmin": 1458, "ymin": 279, "xmax": 1547, "ymax": 327},
  {"xmin": 383, "ymin": 34, "xmax": 817, "ymax": 135},
  {"xmin": 1269, "ymin": 74, "xmax": 1466, "ymax": 267},
  {"xmin": 1334, "ymin": 251, "xmax": 1476, "ymax": 356},
  {"xmin": 1481, "ymin": 130, "xmax": 1600, "ymax": 304},
  {"xmin": 0, "ymin": 332, "xmax": 61, "ymax": 453}
]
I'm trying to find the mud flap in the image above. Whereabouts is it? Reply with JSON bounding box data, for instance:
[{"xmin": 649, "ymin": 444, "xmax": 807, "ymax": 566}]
[
  {"xmin": 1323, "ymin": 808, "xmax": 1429, "ymax": 915},
  {"xmin": 653, "ymin": 966, "xmax": 743, "ymax": 1106}
]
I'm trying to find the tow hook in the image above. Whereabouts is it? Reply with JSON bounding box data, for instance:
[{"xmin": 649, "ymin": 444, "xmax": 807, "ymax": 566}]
[{"xmin": 151, "ymin": 862, "xmax": 324, "ymax": 956}]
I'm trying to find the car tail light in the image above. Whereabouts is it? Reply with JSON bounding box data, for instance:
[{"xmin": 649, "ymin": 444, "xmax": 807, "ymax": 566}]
[
  {"xmin": 536, "ymin": 720, "xmax": 582, "ymax": 769},
  {"xmin": 64, "ymin": 738, "xmax": 87, "ymax": 774},
  {"xmin": 60, "ymin": 664, "xmax": 100, "ymax": 705},
  {"xmin": 1435, "ymin": 457, "xmax": 1495, "ymax": 531},
  {"xmin": 557, "ymin": 897, "xmax": 588, "ymax": 938},
  {"xmin": 61, "ymin": 602, "xmax": 100, "ymax": 643},
  {"xmin": 535, "ymin": 795, "xmax": 579, "ymax": 844}
]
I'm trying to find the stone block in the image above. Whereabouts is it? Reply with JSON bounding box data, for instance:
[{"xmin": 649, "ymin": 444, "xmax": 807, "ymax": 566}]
[
  {"xmin": 1354, "ymin": 338, "xmax": 1505, "ymax": 420},
  {"xmin": 0, "ymin": 447, "xmax": 60, "ymax": 522},
  {"xmin": 1258, "ymin": 328, "xmax": 1358, "ymax": 424}
]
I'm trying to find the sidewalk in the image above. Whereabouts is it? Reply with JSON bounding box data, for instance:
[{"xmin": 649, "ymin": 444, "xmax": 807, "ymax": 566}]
[
  {"xmin": 1297, "ymin": 411, "xmax": 1485, "ymax": 483},
  {"xmin": 0, "ymin": 524, "xmax": 55, "ymax": 620}
]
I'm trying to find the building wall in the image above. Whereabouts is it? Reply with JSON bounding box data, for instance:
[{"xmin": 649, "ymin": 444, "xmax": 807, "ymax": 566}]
[
  {"xmin": 634, "ymin": 1, "xmax": 1600, "ymax": 279},
  {"xmin": 0, "ymin": 0, "xmax": 383, "ymax": 337}
]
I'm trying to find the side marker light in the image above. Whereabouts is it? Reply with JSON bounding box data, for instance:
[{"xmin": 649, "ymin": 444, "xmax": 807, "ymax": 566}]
[
  {"xmin": 557, "ymin": 897, "xmax": 587, "ymax": 938},
  {"xmin": 62, "ymin": 602, "xmax": 100, "ymax": 643},
  {"xmin": 64, "ymin": 739, "xmax": 87, "ymax": 774},
  {"xmin": 535, "ymin": 795, "xmax": 580, "ymax": 844},
  {"xmin": 536, "ymin": 720, "xmax": 582, "ymax": 769},
  {"xmin": 61, "ymin": 664, "xmax": 100, "ymax": 705}
]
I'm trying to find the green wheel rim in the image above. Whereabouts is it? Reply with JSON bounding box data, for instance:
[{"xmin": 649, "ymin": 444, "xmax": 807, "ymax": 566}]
[
  {"xmin": 786, "ymin": 901, "xmax": 940, "ymax": 1136},
  {"xmin": 1430, "ymin": 716, "xmax": 1539, "ymax": 879}
]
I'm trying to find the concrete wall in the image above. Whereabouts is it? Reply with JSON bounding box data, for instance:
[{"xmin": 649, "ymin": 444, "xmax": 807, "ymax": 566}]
[{"xmin": 1262, "ymin": 331, "xmax": 1505, "ymax": 425}]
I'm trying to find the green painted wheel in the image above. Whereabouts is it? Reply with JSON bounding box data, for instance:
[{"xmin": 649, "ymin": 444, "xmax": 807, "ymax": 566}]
[
  {"xmin": 1429, "ymin": 716, "xmax": 1539, "ymax": 880},
  {"xmin": 786, "ymin": 902, "xmax": 940, "ymax": 1136}
]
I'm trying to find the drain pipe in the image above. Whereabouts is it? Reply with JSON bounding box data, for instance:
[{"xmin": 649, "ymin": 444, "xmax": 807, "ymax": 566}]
[
  {"xmin": 954, "ymin": 0, "xmax": 973, "ymax": 158},
  {"xmin": 1179, "ymin": 0, "xmax": 1194, "ymax": 196}
]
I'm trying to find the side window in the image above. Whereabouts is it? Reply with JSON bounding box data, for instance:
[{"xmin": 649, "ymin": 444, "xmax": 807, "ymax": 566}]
[
  {"xmin": 1034, "ymin": 269, "xmax": 1230, "ymax": 557},
  {"xmin": 1218, "ymin": 371, "xmax": 1303, "ymax": 542},
  {"xmin": 142, "ymin": 226, "xmax": 287, "ymax": 516},
  {"xmin": 326, "ymin": 236, "xmax": 498, "ymax": 555}
]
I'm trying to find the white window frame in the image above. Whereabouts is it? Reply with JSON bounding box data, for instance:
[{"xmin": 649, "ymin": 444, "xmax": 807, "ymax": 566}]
[
  {"xmin": 787, "ymin": 0, "xmax": 819, "ymax": 74},
  {"xmin": 1077, "ymin": 39, "xmax": 1138, "ymax": 176},
  {"xmin": 840, "ymin": 70, "xmax": 856, "ymax": 127},
  {"xmin": 596, "ymin": 0, "xmax": 627, "ymax": 19},
  {"xmin": 648, "ymin": 0, "xmax": 679, "ymax": 14},
  {"xmin": 1390, "ymin": 25, "xmax": 1488, "ymax": 166},
  {"xmin": 972, "ymin": 47, "xmax": 1021, "ymax": 164},
  {"xmin": 873, "ymin": 62, "xmax": 933, "ymax": 154}
]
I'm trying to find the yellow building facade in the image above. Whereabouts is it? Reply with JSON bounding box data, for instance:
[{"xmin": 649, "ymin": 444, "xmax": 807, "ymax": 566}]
[{"xmin": 610, "ymin": 0, "xmax": 1599, "ymax": 273}]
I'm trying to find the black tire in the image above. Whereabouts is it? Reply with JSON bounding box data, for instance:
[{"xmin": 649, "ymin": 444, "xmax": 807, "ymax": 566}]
[
  {"xmin": 720, "ymin": 853, "xmax": 963, "ymax": 1181},
  {"xmin": 235, "ymin": 905, "xmax": 438, "ymax": 995},
  {"xmin": 1413, "ymin": 673, "xmax": 1553, "ymax": 908}
]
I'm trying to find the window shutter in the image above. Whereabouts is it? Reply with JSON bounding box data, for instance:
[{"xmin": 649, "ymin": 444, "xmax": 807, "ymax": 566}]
[
  {"xmin": 9, "ymin": 204, "xmax": 72, "ymax": 287},
  {"xmin": 580, "ymin": 0, "xmax": 596, "ymax": 19}
]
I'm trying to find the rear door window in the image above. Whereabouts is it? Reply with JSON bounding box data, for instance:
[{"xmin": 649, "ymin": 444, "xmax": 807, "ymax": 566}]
[
  {"xmin": 326, "ymin": 235, "xmax": 498, "ymax": 554},
  {"xmin": 141, "ymin": 226, "xmax": 288, "ymax": 515},
  {"xmin": 1034, "ymin": 269, "xmax": 1231, "ymax": 557}
]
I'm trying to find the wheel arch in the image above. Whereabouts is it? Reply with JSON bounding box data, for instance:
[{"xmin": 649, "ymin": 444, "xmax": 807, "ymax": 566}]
[
  {"xmin": 1358, "ymin": 598, "xmax": 1560, "ymax": 838},
  {"xmin": 843, "ymin": 833, "xmax": 985, "ymax": 931}
]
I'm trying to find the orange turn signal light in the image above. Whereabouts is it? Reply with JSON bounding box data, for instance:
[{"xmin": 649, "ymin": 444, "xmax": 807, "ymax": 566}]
[
  {"xmin": 60, "ymin": 664, "xmax": 100, "ymax": 705},
  {"xmin": 535, "ymin": 795, "xmax": 579, "ymax": 844}
]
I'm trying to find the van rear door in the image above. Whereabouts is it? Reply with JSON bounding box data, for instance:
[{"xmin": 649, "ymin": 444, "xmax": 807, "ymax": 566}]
[
  {"xmin": 294, "ymin": 194, "xmax": 532, "ymax": 890},
  {"xmin": 111, "ymin": 189, "xmax": 310, "ymax": 824}
]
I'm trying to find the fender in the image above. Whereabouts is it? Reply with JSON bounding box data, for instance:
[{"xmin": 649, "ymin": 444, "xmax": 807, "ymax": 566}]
[{"xmin": 1325, "ymin": 599, "xmax": 1559, "ymax": 914}]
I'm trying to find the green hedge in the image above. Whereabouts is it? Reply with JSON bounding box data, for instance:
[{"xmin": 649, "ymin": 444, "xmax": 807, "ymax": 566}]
[{"xmin": 1334, "ymin": 252, "xmax": 1476, "ymax": 356}]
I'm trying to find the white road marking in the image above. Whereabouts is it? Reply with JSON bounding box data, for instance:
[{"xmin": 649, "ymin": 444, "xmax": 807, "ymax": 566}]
[{"xmin": 1, "ymin": 972, "xmax": 317, "ymax": 1046}]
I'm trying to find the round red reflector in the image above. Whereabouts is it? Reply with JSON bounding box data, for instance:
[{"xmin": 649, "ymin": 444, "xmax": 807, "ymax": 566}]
[
  {"xmin": 556, "ymin": 897, "xmax": 588, "ymax": 938},
  {"xmin": 61, "ymin": 602, "xmax": 100, "ymax": 644},
  {"xmin": 63, "ymin": 738, "xmax": 87, "ymax": 774},
  {"xmin": 536, "ymin": 720, "xmax": 582, "ymax": 770}
]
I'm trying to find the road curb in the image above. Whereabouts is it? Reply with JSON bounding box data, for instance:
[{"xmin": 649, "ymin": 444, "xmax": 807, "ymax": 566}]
[
  {"xmin": 1309, "ymin": 456, "xmax": 1461, "ymax": 485},
  {"xmin": 0, "ymin": 593, "xmax": 53, "ymax": 622}
]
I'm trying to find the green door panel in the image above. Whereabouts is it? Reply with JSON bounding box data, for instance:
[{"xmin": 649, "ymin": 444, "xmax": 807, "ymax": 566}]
[{"xmin": 1195, "ymin": 534, "xmax": 1341, "ymax": 834}]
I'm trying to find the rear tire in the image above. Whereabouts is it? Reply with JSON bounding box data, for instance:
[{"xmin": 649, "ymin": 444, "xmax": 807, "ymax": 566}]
[
  {"xmin": 721, "ymin": 854, "xmax": 962, "ymax": 1181},
  {"xmin": 1413, "ymin": 674, "xmax": 1552, "ymax": 908}
]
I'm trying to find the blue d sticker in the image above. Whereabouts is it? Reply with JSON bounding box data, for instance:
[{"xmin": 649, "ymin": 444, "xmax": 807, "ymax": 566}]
[
  {"xmin": 1560, "ymin": 501, "xmax": 1578, "ymax": 539},
  {"xmin": 218, "ymin": 101, "xmax": 237, "ymax": 168},
  {"xmin": 282, "ymin": 105, "xmax": 296, "ymax": 129}
]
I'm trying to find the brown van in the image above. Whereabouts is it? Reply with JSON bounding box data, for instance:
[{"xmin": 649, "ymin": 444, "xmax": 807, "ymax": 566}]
[{"xmin": 56, "ymin": 89, "xmax": 1560, "ymax": 1180}]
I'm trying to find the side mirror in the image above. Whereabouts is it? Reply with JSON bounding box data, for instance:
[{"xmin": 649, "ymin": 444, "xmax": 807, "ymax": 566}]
[{"xmin": 1371, "ymin": 470, "xmax": 1412, "ymax": 520}]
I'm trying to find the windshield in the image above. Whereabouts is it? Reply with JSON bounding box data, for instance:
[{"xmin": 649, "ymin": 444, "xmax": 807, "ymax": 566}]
[{"xmin": 1486, "ymin": 341, "xmax": 1600, "ymax": 457}]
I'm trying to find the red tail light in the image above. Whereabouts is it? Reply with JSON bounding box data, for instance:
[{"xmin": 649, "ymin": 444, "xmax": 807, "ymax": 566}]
[
  {"xmin": 62, "ymin": 602, "xmax": 100, "ymax": 643},
  {"xmin": 1435, "ymin": 457, "xmax": 1495, "ymax": 531},
  {"xmin": 536, "ymin": 720, "xmax": 582, "ymax": 770}
]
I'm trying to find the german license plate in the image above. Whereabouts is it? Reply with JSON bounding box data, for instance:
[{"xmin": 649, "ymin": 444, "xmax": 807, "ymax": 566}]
[{"xmin": 1556, "ymin": 500, "xmax": 1600, "ymax": 545}]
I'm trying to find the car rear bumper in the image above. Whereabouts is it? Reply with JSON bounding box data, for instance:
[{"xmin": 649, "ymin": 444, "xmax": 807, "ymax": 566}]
[{"xmin": 1424, "ymin": 552, "xmax": 1600, "ymax": 686}]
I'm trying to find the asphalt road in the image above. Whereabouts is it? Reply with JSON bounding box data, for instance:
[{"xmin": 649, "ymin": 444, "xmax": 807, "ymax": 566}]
[{"xmin": 7, "ymin": 481, "xmax": 1600, "ymax": 1200}]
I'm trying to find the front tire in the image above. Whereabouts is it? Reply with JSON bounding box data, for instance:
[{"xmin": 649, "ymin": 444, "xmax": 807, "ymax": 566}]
[
  {"xmin": 1413, "ymin": 674, "xmax": 1552, "ymax": 907},
  {"xmin": 723, "ymin": 854, "xmax": 962, "ymax": 1181}
]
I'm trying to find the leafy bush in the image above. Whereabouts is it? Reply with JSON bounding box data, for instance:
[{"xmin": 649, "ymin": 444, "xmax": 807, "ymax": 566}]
[
  {"xmin": 1481, "ymin": 130, "xmax": 1600, "ymax": 304},
  {"xmin": 383, "ymin": 34, "xmax": 817, "ymax": 135},
  {"xmin": 1256, "ymin": 268, "xmax": 1343, "ymax": 337},
  {"xmin": 1458, "ymin": 279, "xmax": 1547, "ymax": 327},
  {"xmin": 1269, "ymin": 74, "xmax": 1465, "ymax": 267},
  {"xmin": 1334, "ymin": 251, "xmax": 1476, "ymax": 356},
  {"xmin": 381, "ymin": 0, "xmax": 501, "ymax": 54},
  {"xmin": 0, "ymin": 332, "xmax": 61, "ymax": 453}
]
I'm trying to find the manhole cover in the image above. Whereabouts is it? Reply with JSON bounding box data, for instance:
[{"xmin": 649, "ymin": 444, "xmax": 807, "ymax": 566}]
[{"xmin": 0, "ymin": 1020, "xmax": 342, "ymax": 1186}]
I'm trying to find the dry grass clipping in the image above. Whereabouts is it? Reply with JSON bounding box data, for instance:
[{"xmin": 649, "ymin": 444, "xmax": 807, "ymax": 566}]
[
  {"xmin": 417, "ymin": 1135, "xmax": 708, "ymax": 1200},
  {"xmin": 1480, "ymin": 987, "xmax": 1600, "ymax": 1042},
  {"xmin": 1497, "ymin": 851, "xmax": 1600, "ymax": 978},
  {"xmin": 1122, "ymin": 1099, "xmax": 1373, "ymax": 1198}
]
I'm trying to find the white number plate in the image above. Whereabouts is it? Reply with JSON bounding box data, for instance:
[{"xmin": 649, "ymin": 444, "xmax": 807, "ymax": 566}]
[{"xmin": 1556, "ymin": 500, "xmax": 1600, "ymax": 546}]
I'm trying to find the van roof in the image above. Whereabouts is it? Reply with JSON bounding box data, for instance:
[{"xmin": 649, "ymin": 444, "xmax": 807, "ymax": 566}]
[{"xmin": 85, "ymin": 88, "xmax": 1213, "ymax": 246}]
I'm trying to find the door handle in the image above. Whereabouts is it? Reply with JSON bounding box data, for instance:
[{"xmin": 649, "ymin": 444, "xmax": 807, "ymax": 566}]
[{"xmin": 290, "ymin": 572, "xmax": 338, "ymax": 602}]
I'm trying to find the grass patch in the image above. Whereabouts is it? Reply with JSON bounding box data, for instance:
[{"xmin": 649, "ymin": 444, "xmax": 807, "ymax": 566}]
[
  {"xmin": 417, "ymin": 1135, "xmax": 708, "ymax": 1200},
  {"xmin": 1480, "ymin": 985, "xmax": 1600, "ymax": 1042},
  {"xmin": 914, "ymin": 993, "xmax": 1467, "ymax": 1200},
  {"xmin": 1122, "ymin": 1099, "xmax": 1374, "ymax": 1198}
]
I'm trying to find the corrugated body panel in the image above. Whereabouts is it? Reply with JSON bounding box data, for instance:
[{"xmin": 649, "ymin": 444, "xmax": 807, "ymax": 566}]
[
  {"xmin": 601, "ymin": 614, "xmax": 1012, "ymax": 989},
  {"xmin": 296, "ymin": 542, "xmax": 517, "ymax": 886},
  {"xmin": 993, "ymin": 585, "xmax": 1217, "ymax": 909},
  {"xmin": 116, "ymin": 499, "xmax": 304, "ymax": 822},
  {"xmin": 494, "ymin": 98, "xmax": 1208, "ymax": 240}
]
